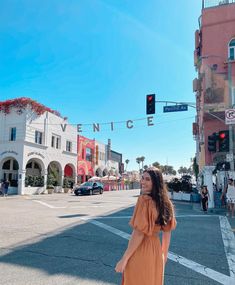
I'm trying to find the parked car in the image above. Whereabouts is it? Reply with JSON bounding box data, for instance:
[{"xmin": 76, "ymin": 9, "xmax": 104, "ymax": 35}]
[{"xmin": 74, "ymin": 181, "xmax": 103, "ymax": 196}]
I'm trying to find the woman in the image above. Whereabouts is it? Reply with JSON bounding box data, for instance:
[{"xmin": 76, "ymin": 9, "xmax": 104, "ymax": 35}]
[
  {"xmin": 200, "ymin": 185, "xmax": 210, "ymax": 213},
  {"xmin": 115, "ymin": 167, "xmax": 176, "ymax": 285},
  {"xmin": 221, "ymin": 178, "xmax": 235, "ymax": 218}
]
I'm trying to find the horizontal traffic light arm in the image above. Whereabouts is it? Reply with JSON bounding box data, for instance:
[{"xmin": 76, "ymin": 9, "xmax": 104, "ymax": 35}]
[
  {"xmin": 156, "ymin": 100, "xmax": 225, "ymax": 123},
  {"xmin": 156, "ymin": 100, "xmax": 196, "ymax": 109}
]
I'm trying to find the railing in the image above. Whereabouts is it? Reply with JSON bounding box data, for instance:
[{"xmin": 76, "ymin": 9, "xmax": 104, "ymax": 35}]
[{"xmin": 203, "ymin": 0, "xmax": 235, "ymax": 9}]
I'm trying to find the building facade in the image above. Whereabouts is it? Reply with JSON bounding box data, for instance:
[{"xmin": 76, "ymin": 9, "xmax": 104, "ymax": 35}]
[
  {"xmin": 0, "ymin": 98, "xmax": 77, "ymax": 195},
  {"xmin": 193, "ymin": 0, "xmax": 235, "ymax": 206},
  {"xmin": 94, "ymin": 139, "xmax": 122, "ymax": 178},
  {"xmin": 77, "ymin": 135, "xmax": 95, "ymax": 183}
]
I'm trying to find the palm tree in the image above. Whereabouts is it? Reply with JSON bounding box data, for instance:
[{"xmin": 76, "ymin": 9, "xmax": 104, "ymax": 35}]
[
  {"xmin": 152, "ymin": 161, "xmax": 161, "ymax": 169},
  {"xmin": 139, "ymin": 156, "xmax": 145, "ymax": 170},
  {"xmin": 143, "ymin": 165, "xmax": 148, "ymax": 170},
  {"xmin": 125, "ymin": 159, "xmax": 130, "ymax": 172},
  {"xmin": 136, "ymin": 157, "xmax": 141, "ymax": 172}
]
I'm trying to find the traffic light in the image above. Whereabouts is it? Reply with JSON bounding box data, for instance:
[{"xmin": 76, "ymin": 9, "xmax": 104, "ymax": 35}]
[
  {"xmin": 219, "ymin": 130, "xmax": 229, "ymax": 152},
  {"xmin": 146, "ymin": 94, "xmax": 155, "ymax": 114},
  {"xmin": 208, "ymin": 133, "xmax": 217, "ymax": 152}
]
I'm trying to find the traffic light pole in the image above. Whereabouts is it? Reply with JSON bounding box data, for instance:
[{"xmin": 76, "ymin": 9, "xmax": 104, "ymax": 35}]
[
  {"xmin": 228, "ymin": 60, "xmax": 234, "ymax": 171},
  {"xmin": 156, "ymin": 100, "xmax": 225, "ymax": 123}
]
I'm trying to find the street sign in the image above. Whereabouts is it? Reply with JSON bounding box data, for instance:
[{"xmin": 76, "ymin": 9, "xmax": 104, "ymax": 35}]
[
  {"xmin": 225, "ymin": 109, "xmax": 235, "ymax": 124},
  {"xmin": 163, "ymin": 104, "xmax": 188, "ymax": 113},
  {"xmin": 226, "ymin": 153, "xmax": 233, "ymax": 162}
]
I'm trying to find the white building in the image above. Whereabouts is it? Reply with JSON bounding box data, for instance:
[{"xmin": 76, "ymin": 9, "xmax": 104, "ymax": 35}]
[
  {"xmin": 94, "ymin": 139, "xmax": 120, "ymax": 177},
  {"xmin": 0, "ymin": 98, "xmax": 77, "ymax": 195}
]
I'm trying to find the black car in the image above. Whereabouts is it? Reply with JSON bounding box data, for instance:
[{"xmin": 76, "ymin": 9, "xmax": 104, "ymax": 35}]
[{"xmin": 74, "ymin": 181, "xmax": 104, "ymax": 196}]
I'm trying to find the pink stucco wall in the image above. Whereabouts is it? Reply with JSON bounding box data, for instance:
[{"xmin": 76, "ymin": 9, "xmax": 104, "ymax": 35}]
[
  {"xmin": 199, "ymin": 3, "xmax": 235, "ymax": 166},
  {"xmin": 201, "ymin": 4, "xmax": 235, "ymax": 77}
]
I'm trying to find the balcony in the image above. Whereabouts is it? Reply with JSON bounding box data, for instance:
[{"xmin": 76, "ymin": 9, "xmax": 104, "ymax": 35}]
[{"xmin": 202, "ymin": 0, "xmax": 235, "ymax": 9}]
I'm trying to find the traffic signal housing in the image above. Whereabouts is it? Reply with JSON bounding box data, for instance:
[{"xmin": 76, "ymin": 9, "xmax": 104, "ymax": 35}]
[
  {"xmin": 218, "ymin": 130, "xmax": 229, "ymax": 152},
  {"xmin": 146, "ymin": 94, "xmax": 155, "ymax": 115},
  {"xmin": 208, "ymin": 133, "xmax": 217, "ymax": 152}
]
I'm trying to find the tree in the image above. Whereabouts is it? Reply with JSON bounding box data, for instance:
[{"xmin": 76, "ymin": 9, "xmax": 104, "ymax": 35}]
[
  {"xmin": 192, "ymin": 157, "xmax": 199, "ymax": 181},
  {"xmin": 178, "ymin": 166, "xmax": 189, "ymax": 176},
  {"xmin": 152, "ymin": 161, "xmax": 161, "ymax": 168},
  {"xmin": 139, "ymin": 156, "xmax": 145, "ymax": 170},
  {"xmin": 136, "ymin": 157, "xmax": 141, "ymax": 172},
  {"xmin": 161, "ymin": 165, "xmax": 176, "ymax": 175},
  {"xmin": 152, "ymin": 162, "xmax": 176, "ymax": 175},
  {"xmin": 143, "ymin": 165, "xmax": 148, "ymax": 170},
  {"xmin": 125, "ymin": 159, "xmax": 130, "ymax": 172}
]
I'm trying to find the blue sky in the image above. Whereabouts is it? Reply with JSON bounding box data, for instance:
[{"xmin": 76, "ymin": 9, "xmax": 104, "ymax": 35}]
[{"xmin": 0, "ymin": 0, "xmax": 202, "ymax": 171}]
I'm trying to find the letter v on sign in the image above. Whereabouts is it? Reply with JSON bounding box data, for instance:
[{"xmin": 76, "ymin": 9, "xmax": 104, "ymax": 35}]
[{"xmin": 61, "ymin": 124, "xmax": 67, "ymax": 132}]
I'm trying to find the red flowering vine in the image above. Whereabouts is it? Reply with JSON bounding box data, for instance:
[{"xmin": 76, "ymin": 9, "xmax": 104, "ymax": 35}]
[{"xmin": 0, "ymin": 97, "xmax": 62, "ymax": 118}]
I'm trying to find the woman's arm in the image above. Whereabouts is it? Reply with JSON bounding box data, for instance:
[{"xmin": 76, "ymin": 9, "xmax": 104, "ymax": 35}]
[
  {"xmin": 162, "ymin": 231, "xmax": 171, "ymax": 265},
  {"xmin": 115, "ymin": 229, "xmax": 144, "ymax": 273},
  {"xmin": 208, "ymin": 191, "xmax": 211, "ymax": 200},
  {"xmin": 221, "ymin": 186, "xmax": 227, "ymax": 199}
]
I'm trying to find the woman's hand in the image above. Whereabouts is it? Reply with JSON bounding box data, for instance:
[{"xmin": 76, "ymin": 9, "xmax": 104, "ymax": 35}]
[
  {"xmin": 115, "ymin": 257, "xmax": 128, "ymax": 273},
  {"xmin": 162, "ymin": 253, "xmax": 167, "ymax": 265}
]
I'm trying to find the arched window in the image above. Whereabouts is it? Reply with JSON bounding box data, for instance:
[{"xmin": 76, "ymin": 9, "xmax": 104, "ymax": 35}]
[{"xmin": 229, "ymin": 38, "xmax": 235, "ymax": 60}]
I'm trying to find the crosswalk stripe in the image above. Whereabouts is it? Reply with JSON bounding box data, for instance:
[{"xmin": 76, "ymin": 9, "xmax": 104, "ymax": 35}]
[
  {"xmin": 85, "ymin": 219, "xmax": 234, "ymax": 285},
  {"xmin": 219, "ymin": 216, "xmax": 235, "ymax": 278}
]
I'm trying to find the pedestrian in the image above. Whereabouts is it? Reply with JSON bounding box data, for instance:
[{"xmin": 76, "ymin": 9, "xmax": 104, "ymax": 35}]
[
  {"xmin": 213, "ymin": 183, "xmax": 217, "ymax": 192},
  {"xmin": 200, "ymin": 185, "xmax": 210, "ymax": 213},
  {"xmin": 0, "ymin": 180, "xmax": 4, "ymax": 196},
  {"xmin": 115, "ymin": 167, "xmax": 177, "ymax": 285},
  {"xmin": 3, "ymin": 179, "xmax": 10, "ymax": 197},
  {"xmin": 221, "ymin": 178, "xmax": 235, "ymax": 218}
]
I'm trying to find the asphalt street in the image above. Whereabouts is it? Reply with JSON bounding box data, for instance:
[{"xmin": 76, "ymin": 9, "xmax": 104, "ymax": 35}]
[{"xmin": 0, "ymin": 190, "xmax": 234, "ymax": 285}]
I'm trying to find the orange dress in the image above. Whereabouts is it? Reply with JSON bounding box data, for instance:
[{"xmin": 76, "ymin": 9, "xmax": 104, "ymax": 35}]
[{"xmin": 122, "ymin": 195, "xmax": 177, "ymax": 285}]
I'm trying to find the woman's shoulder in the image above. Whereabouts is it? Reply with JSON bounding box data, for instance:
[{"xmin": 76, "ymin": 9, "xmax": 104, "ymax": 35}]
[
  {"xmin": 138, "ymin": 194, "xmax": 153, "ymax": 202},
  {"xmin": 137, "ymin": 194, "xmax": 156, "ymax": 209}
]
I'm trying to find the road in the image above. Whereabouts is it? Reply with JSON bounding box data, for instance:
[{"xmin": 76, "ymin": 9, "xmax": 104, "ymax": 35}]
[{"xmin": 0, "ymin": 190, "xmax": 234, "ymax": 285}]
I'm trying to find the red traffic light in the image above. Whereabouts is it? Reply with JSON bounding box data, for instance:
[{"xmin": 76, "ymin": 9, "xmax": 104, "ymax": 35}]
[
  {"xmin": 219, "ymin": 132, "xmax": 226, "ymax": 139},
  {"xmin": 146, "ymin": 94, "xmax": 155, "ymax": 115}
]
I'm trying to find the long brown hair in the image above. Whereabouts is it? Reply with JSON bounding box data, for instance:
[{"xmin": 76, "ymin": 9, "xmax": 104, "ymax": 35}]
[{"xmin": 144, "ymin": 168, "xmax": 174, "ymax": 226}]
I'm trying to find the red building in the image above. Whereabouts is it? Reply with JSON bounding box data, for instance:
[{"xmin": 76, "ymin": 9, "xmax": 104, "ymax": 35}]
[
  {"xmin": 193, "ymin": 0, "xmax": 235, "ymax": 207},
  {"xmin": 77, "ymin": 135, "xmax": 95, "ymax": 183}
]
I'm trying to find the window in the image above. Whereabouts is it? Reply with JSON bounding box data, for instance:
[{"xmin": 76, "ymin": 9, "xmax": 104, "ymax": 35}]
[
  {"xmin": 86, "ymin": 148, "xmax": 92, "ymax": 162},
  {"xmin": 229, "ymin": 39, "xmax": 235, "ymax": 60},
  {"xmin": 66, "ymin": 141, "xmax": 72, "ymax": 152},
  {"xmin": 56, "ymin": 137, "xmax": 60, "ymax": 149},
  {"xmin": 51, "ymin": 135, "xmax": 60, "ymax": 149},
  {"xmin": 35, "ymin": 131, "xmax": 43, "ymax": 144},
  {"xmin": 51, "ymin": 136, "xmax": 55, "ymax": 147},
  {"xmin": 9, "ymin": 127, "xmax": 16, "ymax": 141},
  {"xmin": 3, "ymin": 160, "xmax": 10, "ymax": 170}
]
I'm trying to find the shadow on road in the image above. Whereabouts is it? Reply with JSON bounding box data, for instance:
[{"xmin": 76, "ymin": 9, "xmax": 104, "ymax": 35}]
[{"xmin": 0, "ymin": 205, "xmax": 135, "ymax": 284}]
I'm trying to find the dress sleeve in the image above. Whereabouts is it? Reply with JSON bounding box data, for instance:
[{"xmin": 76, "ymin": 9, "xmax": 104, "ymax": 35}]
[
  {"xmin": 161, "ymin": 217, "xmax": 177, "ymax": 232},
  {"xmin": 129, "ymin": 195, "xmax": 157, "ymax": 236}
]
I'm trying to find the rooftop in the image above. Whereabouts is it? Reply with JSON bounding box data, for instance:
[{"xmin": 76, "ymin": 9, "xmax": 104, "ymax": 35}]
[
  {"xmin": 202, "ymin": 0, "xmax": 235, "ymax": 9},
  {"xmin": 0, "ymin": 97, "xmax": 63, "ymax": 118}
]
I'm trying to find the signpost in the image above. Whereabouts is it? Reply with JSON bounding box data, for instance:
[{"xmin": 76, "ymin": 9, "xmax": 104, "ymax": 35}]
[{"xmin": 163, "ymin": 104, "xmax": 188, "ymax": 113}]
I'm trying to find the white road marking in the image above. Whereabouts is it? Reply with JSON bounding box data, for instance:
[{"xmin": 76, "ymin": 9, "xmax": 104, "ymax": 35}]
[
  {"xmin": 32, "ymin": 200, "xmax": 66, "ymax": 209},
  {"xmin": 31, "ymin": 200, "xmax": 105, "ymax": 209},
  {"xmin": 85, "ymin": 218, "xmax": 234, "ymax": 285},
  {"xmin": 88, "ymin": 219, "xmax": 131, "ymax": 240},
  {"xmin": 219, "ymin": 216, "xmax": 235, "ymax": 278}
]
